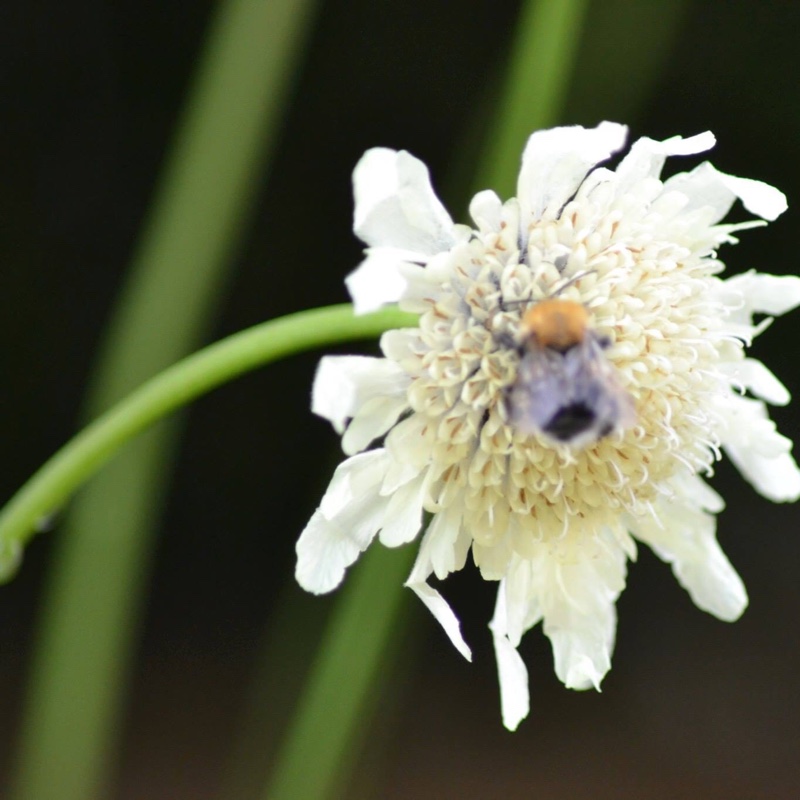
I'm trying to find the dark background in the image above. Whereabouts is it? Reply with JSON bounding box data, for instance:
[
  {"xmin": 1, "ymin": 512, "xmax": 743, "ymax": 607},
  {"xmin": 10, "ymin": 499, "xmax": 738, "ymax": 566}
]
[{"xmin": 2, "ymin": 1, "xmax": 800, "ymax": 798}]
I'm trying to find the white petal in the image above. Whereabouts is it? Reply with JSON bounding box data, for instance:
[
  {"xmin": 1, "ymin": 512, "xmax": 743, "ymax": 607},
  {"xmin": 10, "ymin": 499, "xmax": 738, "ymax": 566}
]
[
  {"xmin": 660, "ymin": 131, "xmax": 717, "ymax": 156},
  {"xmin": 517, "ymin": 122, "xmax": 628, "ymax": 221},
  {"xmin": 405, "ymin": 507, "xmax": 473, "ymax": 661},
  {"xmin": 468, "ymin": 189, "xmax": 504, "ymax": 231},
  {"xmin": 724, "ymin": 270, "xmax": 800, "ymax": 318},
  {"xmin": 553, "ymin": 647, "xmax": 607, "ymax": 691},
  {"xmin": 353, "ymin": 148, "xmax": 457, "ymax": 254},
  {"xmin": 342, "ymin": 394, "xmax": 409, "ymax": 455},
  {"xmin": 720, "ymin": 397, "xmax": 793, "ymax": 458},
  {"xmin": 345, "ymin": 249, "xmax": 411, "ymax": 313},
  {"xmin": 669, "ymin": 471, "xmax": 725, "ymax": 514},
  {"xmin": 663, "ymin": 161, "xmax": 786, "ymax": 226},
  {"xmin": 394, "ymin": 247, "xmax": 471, "ymax": 313},
  {"xmin": 295, "ymin": 450, "xmax": 391, "ymax": 593},
  {"xmin": 312, "ymin": 355, "xmax": 409, "ymax": 436},
  {"xmin": 295, "ymin": 510, "xmax": 360, "ymax": 594},
  {"xmin": 502, "ymin": 555, "xmax": 541, "ymax": 647},
  {"xmin": 542, "ymin": 549, "xmax": 625, "ymax": 691},
  {"xmin": 632, "ymin": 483, "xmax": 747, "ymax": 621},
  {"xmin": 378, "ymin": 475, "xmax": 426, "ymax": 547},
  {"xmin": 318, "ymin": 448, "xmax": 391, "ymax": 518},
  {"xmin": 489, "ymin": 587, "xmax": 530, "ymax": 731},
  {"xmin": 726, "ymin": 445, "xmax": 800, "ymax": 503},
  {"xmin": 615, "ymin": 131, "xmax": 716, "ymax": 193},
  {"xmin": 709, "ymin": 165, "xmax": 787, "ymax": 221},
  {"xmin": 415, "ymin": 504, "xmax": 472, "ymax": 581},
  {"xmin": 383, "ymin": 414, "xmax": 433, "ymax": 472},
  {"xmin": 406, "ymin": 579, "xmax": 472, "ymax": 661},
  {"xmin": 718, "ymin": 395, "xmax": 800, "ymax": 502},
  {"xmin": 661, "ymin": 162, "xmax": 738, "ymax": 222},
  {"xmin": 379, "ymin": 327, "xmax": 421, "ymax": 365},
  {"xmin": 380, "ymin": 456, "xmax": 422, "ymax": 495},
  {"xmin": 723, "ymin": 358, "xmax": 791, "ymax": 406},
  {"xmin": 472, "ymin": 536, "xmax": 514, "ymax": 580}
]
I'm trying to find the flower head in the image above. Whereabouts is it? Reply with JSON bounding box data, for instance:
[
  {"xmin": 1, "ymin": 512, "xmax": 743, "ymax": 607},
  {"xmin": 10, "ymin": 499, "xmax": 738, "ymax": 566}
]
[{"xmin": 296, "ymin": 122, "xmax": 800, "ymax": 729}]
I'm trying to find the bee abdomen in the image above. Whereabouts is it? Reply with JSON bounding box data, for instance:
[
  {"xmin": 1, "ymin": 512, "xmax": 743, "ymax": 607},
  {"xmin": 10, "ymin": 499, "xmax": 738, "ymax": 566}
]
[{"xmin": 543, "ymin": 403, "xmax": 597, "ymax": 441}]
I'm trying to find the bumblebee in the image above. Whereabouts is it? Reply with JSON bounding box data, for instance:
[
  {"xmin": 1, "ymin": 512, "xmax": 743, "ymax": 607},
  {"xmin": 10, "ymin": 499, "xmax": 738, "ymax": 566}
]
[{"xmin": 507, "ymin": 299, "xmax": 635, "ymax": 447}]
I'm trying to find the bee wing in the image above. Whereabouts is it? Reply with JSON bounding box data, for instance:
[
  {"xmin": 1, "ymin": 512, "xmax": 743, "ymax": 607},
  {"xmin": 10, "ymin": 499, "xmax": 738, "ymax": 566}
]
[
  {"xmin": 509, "ymin": 347, "xmax": 574, "ymax": 436},
  {"xmin": 565, "ymin": 339, "xmax": 636, "ymax": 435},
  {"xmin": 509, "ymin": 338, "xmax": 635, "ymax": 444}
]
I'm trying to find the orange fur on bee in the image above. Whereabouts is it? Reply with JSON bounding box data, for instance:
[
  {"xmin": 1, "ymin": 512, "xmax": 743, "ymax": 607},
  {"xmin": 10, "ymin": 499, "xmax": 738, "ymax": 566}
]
[{"xmin": 520, "ymin": 299, "xmax": 589, "ymax": 352}]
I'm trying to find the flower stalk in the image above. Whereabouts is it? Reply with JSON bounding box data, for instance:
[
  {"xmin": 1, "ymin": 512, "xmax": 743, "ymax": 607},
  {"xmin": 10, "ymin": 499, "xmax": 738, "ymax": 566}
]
[{"xmin": 0, "ymin": 306, "xmax": 415, "ymax": 576}]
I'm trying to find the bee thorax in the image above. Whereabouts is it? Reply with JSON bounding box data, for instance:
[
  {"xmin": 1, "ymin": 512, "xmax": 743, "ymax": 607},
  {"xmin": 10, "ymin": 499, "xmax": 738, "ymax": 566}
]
[{"xmin": 520, "ymin": 299, "xmax": 589, "ymax": 352}]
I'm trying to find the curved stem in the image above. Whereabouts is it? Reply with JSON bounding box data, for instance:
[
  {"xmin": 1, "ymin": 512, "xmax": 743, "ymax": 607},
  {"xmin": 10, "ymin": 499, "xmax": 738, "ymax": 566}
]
[{"xmin": 0, "ymin": 305, "xmax": 413, "ymax": 574}]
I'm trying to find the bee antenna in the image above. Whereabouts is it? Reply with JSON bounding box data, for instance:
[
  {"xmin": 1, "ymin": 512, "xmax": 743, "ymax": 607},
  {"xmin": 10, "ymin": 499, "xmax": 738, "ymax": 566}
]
[
  {"xmin": 551, "ymin": 269, "xmax": 596, "ymax": 297},
  {"xmin": 497, "ymin": 269, "xmax": 597, "ymax": 313}
]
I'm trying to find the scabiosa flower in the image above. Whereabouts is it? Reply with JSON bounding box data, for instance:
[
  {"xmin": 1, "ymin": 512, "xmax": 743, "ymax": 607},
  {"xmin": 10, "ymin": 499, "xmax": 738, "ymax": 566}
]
[{"xmin": 296, "ymin": 122, "xmax": 800, "ymax": 730}]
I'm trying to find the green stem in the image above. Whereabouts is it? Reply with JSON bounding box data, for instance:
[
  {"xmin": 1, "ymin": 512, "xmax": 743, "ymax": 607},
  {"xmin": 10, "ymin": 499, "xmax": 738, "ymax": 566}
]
[{"xmin": 0, "ymin": 306, "xmax": 412, "ymax": 567}]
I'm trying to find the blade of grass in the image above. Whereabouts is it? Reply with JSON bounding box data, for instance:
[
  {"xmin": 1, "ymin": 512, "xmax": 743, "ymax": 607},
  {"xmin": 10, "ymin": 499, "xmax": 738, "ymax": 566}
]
[
  {"xmin": 470, "ymin": 0, "xmax": 589, "ymax": 199},
  {"xmin": 265, "ymin": 545, "xmax": 416, "ymax": 800},
  {"xmin": 10, "ymin": 1, "xmax": 320, "ymax": 799},
  {"xmin": 563, "ymin": 0, "xmax": 689, "ymax": 125}
]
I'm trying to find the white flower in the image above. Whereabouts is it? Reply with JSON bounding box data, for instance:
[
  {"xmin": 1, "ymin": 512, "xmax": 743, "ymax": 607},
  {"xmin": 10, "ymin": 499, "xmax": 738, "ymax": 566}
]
[{"xmin": 296, "ymin": 122, "xmax": 800, "ymax": 730}]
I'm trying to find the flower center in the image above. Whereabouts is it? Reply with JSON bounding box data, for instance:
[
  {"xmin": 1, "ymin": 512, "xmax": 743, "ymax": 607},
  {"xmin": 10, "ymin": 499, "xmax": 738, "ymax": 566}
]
[{"xmin": 387, "ymin": 200, "xmax": 729, "ymax": 554}]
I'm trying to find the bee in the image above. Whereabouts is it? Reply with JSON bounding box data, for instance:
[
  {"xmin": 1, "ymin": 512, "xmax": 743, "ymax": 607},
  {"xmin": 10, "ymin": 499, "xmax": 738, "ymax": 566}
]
[{"xmin": 507, "ymin": 298, "xmax": 635, "ymax": 448}]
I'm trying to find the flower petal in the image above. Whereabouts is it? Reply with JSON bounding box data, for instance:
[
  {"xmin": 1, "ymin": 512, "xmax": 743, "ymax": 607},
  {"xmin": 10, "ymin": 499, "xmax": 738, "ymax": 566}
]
[
  {"xmin": 312, "ymin": 355, "xmax": 409, "ymax": 438},
  {"xmin": 718, "ymin": 395, "xmax": 800, "ymax": 502},
  {"xmin": 615, "ymin": 131, "xmax": 716, "ymax": 193},
  {"xmin": 661, "ymin": 131, "xmax": 717, "ymax": 156},
  {"xmin": 489, "ymin": 587, "xmax": 530, "ymax": 731},
  {"xmin": 353, "ymin": 148, "xmax": 457, "ymax": 254},
  {"xmin": 472, "ymin": 536, "xmax": 514, "ymax": 580},
  {"xmin": 735, "ymin": 450, "xmax": 800, "ymax": 503},
  {"xmin": 378, "ymin": 475, "xmax": 426, "ymax": 547},
  {"xmin": 405, "ymin": 506, "xmax": 473, "ymax": 660},
  {"xmin": 517, "ymin": 121, "xmax": 628, "ymax": 221},
  {"xmin": 345, "ymin": 248, "xmax": 413, "ymax": 313},
  {"xmin": 670, "ymin": 469, "xmax": 725, "ymax": 514},
  {"xmin": 406, "ymin": 579, "xmax": 472, "ymax": 661},
  {"xmin": 468, "ymin": 189, "xmax": 504, "ymax": 232},
  {"xmin": 395, "ymin": 247, "xmax": 470, "ymax": 312},
  {"xmin": 632, "ymin": 478, "xmax": 747, "ymax": 621},
  {"xmin": 663, "ymin": 161, "xmax": 786, "ymax": 227},
  {"xmin": 723, "ymin": 358, "xmax": 791, "ymax": 406},
  {"xmin": 709, "ymin": 165, "xmax": 787, "ymax": 221},
  {"xmin": 341, "ymin": 395, "xmax": 408, "ymax": 455},
  {"xmin": 419, "ymin": 504, "xmax": 472, "ymax": 580},
  {"xmin": 502, "ymin": 555, "xmax": 541, "ymax": 647},
  {"xmin": 724, "ymin": 270, "xmax": 800, "ymax": 319},
  {"xmin": 541, "ymin": 546, "xmax": 625, "ymax": 691},
  {"xmin": 295, "ymin": 450, "xmax": 391, "ymax": 593}
]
